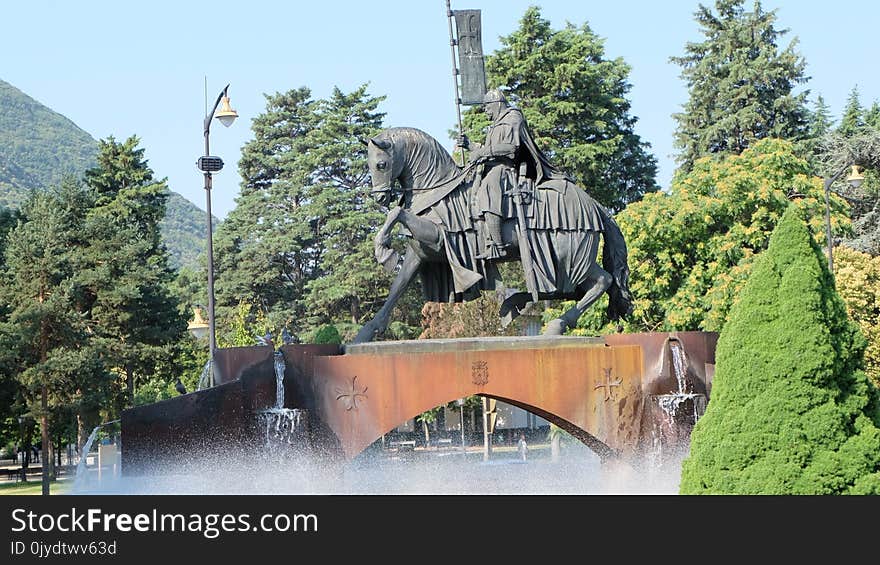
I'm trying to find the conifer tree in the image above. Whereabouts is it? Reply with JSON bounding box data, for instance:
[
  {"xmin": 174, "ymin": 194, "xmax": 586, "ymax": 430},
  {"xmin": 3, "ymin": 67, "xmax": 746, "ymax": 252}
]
[
  {"xmin": 216, "ymin": 85, "xmax": 396, "ymax": 340},
  {"xmin": 808, "ymin": 95, "xmax": 834, "ymax": 140},
  {"xmin": 0, "ymin": 186, "xmax": 89, "ymax": 492},
  {"xmin": 866, "ymin": 101, "xmax": 880, "ymax": 130},
  {"xmin": 79, "ymin": 136, "xmax": 185, "ymax": 406},
  {"xmin": 301, "ymin": 86, "xmax": 392, "ymax": 331},
  {"xmin": 837, "ymin": 86, "xmax": 866, "ymax": 136},
  {"xmin": 671, "ymin": 0, "xmax": 809, "ymax": 171},
  {"xmin": 213, "ymin": 87, "xmax": 318, "ymax": 339},
  {"xmin": 679, "ymin": 204, "xmax": 880, "ymax": 494},
  {"xmin": 465, "ymin": 6, "xmax": 658, "ymax": 211}
]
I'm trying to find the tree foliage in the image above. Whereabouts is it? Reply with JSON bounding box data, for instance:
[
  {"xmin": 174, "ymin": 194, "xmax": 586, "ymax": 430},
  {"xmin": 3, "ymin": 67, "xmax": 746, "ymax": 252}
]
[
  {"xmin": 215, "ymin": 85, "xmax": 397, "ymax": 343},
  {"xmin": 834, "ymin": 246, "xmax": 880, "ymax": 388},
  {"xmin": 816, "ymin": 124, "xmax": 880, "ymax": 256},
  {"xmin": 79, "ymin": 136, "xmax": 186, "ymax": 405},
  {"xmin": 679, "ymin": 204, "xmax": 880, "ymax": 494},
  {"xmin": 462, "ymin": 6, "xmax": 658, "ymax": 211},
  {"xmin": 0, "ymin": 182, "xmax": 112, "ymax": 460},
  {"xmin": 616, "ymin": 138, "xmax": 848, "ymax": 333},
  {"xmin": 838, "ymin": 86, "xmax": 866, "ymax": 137},
  {"xmin": 671, "ymin": 0, "xmax": 809, "ymax": 171}
]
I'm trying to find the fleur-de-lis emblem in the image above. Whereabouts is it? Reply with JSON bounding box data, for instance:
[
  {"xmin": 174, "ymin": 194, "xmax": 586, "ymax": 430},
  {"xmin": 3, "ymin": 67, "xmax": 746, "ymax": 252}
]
[{"xmin": 335, "ymin": 376, "xmax": 368, "ymax": 411}]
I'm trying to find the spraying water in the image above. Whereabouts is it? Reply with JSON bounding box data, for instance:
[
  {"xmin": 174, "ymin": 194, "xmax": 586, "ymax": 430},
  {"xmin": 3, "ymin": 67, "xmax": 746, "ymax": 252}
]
[
  {"xmin": 256, "ymin": 350, "xmax": 309, "ymax": 456},
  {"xmin": 196, "ymin": 359, "xmax": 213, "ymax": 391},
  {"xmin": 73, "ymin": 419, "xmax": 120, "ymax": 490},
  {"xmin": 75, "ymin": 349, "xmax": 689, "ymax": 495},
  {"xmin": 659, "ymin": 341, "xmax": 706, "ymax": 421},
  {"xmin": 273, "ymin": 351, "xmax": 284, "ymax": 409}
]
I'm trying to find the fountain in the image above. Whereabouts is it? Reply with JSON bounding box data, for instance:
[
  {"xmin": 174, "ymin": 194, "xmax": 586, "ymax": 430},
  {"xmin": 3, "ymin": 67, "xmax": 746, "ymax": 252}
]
[
  {"xmin": 637, "ymin": 335, "xmax": 711, "ymax": 474},
  {"xmin": 256, "ymin": 351, "xmax": 309, "ymax": 454},
  {"xmin": 117, "ymin": 332, "xmax": 717, "ymax": 494},
  {"xmin": 196, "ymin": 359, "xmax": 213, "ymax": 391},
  {"xmin": 73, "ymin": 419, "xmax": 120, "ymax": 490}
]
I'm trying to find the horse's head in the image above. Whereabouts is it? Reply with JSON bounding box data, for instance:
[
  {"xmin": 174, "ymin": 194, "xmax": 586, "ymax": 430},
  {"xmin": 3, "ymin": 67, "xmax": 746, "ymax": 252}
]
[{"xmin": 363, "ymin": 134, "xmax": 404, "ymax": 208}]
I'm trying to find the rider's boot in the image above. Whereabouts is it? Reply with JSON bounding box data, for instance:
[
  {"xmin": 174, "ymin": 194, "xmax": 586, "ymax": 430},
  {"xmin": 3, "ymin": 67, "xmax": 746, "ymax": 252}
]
[{"xmin": 475, "ymin": 214, "xmax": 509, "ymax": 260}]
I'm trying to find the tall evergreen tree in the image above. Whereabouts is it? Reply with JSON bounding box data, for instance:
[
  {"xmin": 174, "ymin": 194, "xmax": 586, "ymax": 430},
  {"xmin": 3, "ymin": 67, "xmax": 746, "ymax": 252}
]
[
  {"xmin": 807, "ymin": 95, "xmax": 834, "ymax": 139},
  {"xmin": 465, "ymin": 6, "xmax": 658, "ymax": 211},
  {"xmin": 301, "ymin": 86, "xmax": 392, "ymax": 329},
  {"xmin": 214, "ymin": 87, "xmax": 320, "ymax": 339},
  {"xmin": 0, "ymin": 186, "xmax": 90, "ymax": 493},
  {"xmin": 680, "ymin": 204, "xmax": 880, "ymax": 494},
  {"xmin": 216, "ymin": 85, "xmax": 394, "ymax": 341},
  {"xmin": 79, "ymin": 136, "xmax": 185, "ymax": 406},
  {"xmin": 671, "ymin": 0, "xmax": 810, "ymax": 171},
  {"xmin": 837, "ymin": 86, "xmax": 866, "ymax": 136},
  {"xmin": 866, "ymin": 101, "xmax": 880, "ymax": 130}
]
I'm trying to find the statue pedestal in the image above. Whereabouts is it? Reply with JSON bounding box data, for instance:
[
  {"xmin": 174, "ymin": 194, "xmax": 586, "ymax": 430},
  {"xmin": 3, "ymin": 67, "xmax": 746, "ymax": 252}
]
[{"xmin": 121, "ymin": 332, "xmax": 716, "ymax": 475}]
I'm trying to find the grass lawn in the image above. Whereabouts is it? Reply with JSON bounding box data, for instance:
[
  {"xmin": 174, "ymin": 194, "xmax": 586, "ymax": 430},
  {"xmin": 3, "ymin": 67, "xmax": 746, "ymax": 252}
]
[{"xmin": 0, "ymin": 479, "xmax": 71, "ymax": 495}]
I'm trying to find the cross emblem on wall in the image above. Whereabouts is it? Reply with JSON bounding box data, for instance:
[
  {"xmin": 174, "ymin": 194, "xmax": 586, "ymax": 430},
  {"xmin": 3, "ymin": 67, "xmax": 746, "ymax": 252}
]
[
  {"xmin": 594, "ymin": 368, "xmax": 622, "ymax": 402},
  {"xmin": 335, "ymin": 376, "xmax": 369, "ymax": 411}
]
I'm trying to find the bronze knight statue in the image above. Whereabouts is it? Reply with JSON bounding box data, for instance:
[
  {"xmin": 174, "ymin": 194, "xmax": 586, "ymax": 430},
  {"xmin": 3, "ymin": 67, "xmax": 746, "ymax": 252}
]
[
  {"xmin": 459, "ymin": 88, "xmax": 573, "ymax": 261},
  {"xmin": 353, "ymin": 89, "xmax": 632, "ymax": 344}
]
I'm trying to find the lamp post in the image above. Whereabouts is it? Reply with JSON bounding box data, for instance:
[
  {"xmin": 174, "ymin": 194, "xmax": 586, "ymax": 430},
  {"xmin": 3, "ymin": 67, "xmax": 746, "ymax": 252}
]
[
  {"xmin": 823, "ymin": 164, "xmax": 864, "ymax": 274},
  {"xmin": 197, "ymin": 84, "xmax": 238, "ymax": 384},
  {"xmin": 456, "ymin": 398, "xmax": 466, "ymax": 453}
]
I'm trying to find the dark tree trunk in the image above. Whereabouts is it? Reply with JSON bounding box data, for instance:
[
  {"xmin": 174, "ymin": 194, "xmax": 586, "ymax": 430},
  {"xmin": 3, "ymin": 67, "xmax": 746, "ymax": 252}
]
[{"xmin": 41, "ymin": 384, "xmax": 50, "ymax": 495}]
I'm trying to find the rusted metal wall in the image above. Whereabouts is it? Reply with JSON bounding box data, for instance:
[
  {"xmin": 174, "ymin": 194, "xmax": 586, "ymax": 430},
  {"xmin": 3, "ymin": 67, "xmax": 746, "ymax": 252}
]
[{"xmin": 121, "ymin": 334, "xmax": 717, "ymax": 473}]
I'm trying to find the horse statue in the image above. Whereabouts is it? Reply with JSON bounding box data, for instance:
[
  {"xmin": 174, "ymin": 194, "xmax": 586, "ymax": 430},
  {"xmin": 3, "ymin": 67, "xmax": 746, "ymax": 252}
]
[{"xmin": 351, "ymin": 126, "xmax": 631, "ymax": 344}]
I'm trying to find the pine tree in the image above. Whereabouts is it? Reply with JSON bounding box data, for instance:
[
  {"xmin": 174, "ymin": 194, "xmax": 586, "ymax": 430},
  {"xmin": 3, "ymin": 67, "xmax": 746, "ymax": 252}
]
[
  {"xmin": 0, "ymin": 186, "xmax": 90, "ymax": 492},
  {"xmin": 866, "ymin": 101, "xmax": 880, "ymax": 130},
  {"xmin": 466, "ymin": 6, "xmax": 658, "ymax": 211},
  {"xmin": 679, "ymin": 204, "xmax": 880, "ymax": 494},
  {"xmin": 216, "ymin": 85, "xmax": 396, "ymax": 341},
  {"xmin": 301, "ymin": 86, "xmax": 393, "ymax": 331},
  {"xmin": 837, "ymin": 86, "xmax": 866, "ymax": 136},
  {"xmin": 671, "ymin": 0, "xmax": 810, "ymax": 171},
  {"xmin": 213, "ymin": 87, "xmax": 318, "ymax": 340},
  {"xmin": 79, "ymin": 136, "xmax": 185, "ymax": 406},
  {"xmin": 808, "ymin": 95, "xmax": 834, "ymax": 139}
]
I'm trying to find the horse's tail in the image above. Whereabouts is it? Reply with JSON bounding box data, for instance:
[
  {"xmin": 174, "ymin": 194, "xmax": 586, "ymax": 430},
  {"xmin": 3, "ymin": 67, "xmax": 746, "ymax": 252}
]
[{"xmin": 598, "ymin": 206, "xmax": 633, "ymax": 321}]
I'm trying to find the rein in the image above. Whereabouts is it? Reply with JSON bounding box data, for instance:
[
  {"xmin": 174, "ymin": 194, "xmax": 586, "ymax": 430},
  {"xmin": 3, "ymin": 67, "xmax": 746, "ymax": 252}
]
[{"xmin": 394, "ymin": 160, "xmax": 479, "ymax": 194}]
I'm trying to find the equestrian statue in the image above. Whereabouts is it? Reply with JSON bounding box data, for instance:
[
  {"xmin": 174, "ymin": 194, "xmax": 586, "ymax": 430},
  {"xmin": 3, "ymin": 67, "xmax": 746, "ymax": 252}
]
[{"xmin": 352, "ymin": 89, "xmax": 632, "ymax": 344}]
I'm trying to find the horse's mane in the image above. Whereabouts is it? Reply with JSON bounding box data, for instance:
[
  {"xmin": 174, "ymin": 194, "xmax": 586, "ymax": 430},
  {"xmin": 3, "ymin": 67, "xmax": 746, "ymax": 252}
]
[{"xmin": 376, "ymin": 127, "xmax": 461, "ymax": 189}]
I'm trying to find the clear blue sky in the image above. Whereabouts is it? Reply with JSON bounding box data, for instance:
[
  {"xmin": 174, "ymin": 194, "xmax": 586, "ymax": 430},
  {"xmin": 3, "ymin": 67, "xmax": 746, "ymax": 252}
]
[{"xmin": 2, "ymin": 1, "xmax": 877, "ymax": 219}]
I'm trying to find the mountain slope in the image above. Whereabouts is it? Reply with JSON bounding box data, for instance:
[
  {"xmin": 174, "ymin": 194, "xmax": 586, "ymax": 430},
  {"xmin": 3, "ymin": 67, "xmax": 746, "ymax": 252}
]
[{"xmin": 0, "ymin": 78, "xmax": 213, "ymax": 270}]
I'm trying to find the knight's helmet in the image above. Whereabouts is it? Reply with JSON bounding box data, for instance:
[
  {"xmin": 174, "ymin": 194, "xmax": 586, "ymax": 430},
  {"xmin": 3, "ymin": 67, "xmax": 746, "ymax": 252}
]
[{"xmin": 482, "ymin": 88, "xmax": 508, "ymax": 105}]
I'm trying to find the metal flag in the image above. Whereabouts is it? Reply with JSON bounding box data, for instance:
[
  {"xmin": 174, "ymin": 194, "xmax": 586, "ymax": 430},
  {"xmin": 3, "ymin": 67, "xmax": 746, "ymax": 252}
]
[{"xmin": 453, "ymin": 9, "xmax": 487, "ymax": 105}]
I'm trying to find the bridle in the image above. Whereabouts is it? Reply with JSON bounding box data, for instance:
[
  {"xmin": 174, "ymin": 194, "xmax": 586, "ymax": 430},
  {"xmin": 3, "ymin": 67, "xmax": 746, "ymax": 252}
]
[{"xmin": 368, "ymin": 160, "xmax": 480, "ymax": 200}]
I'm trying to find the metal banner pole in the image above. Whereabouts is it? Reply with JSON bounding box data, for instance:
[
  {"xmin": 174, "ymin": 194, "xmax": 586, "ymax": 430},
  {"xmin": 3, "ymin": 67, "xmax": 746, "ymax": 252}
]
[{"xmin": 445, "ymin": 0, "xmax": 466, "ymax": 166}]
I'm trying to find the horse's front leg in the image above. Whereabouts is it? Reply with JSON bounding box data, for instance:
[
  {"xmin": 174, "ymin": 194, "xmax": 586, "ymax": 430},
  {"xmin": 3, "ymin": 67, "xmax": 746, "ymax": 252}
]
[
  {"xmin": 352, "ymin": 250, "xmax": 422, "ymax": 344},
  {"xmin": 375, "ymin": 206, "xmax": 403, "ymax": 272}
]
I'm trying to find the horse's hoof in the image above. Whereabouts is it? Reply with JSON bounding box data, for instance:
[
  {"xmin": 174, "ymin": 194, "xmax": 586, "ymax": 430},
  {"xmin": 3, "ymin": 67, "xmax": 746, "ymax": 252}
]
[
  {"xmin": 543, "ymin": 319, "xmax": 567, "ymax": 336},
  {"xmin": 376, "ymin": 248, "xmax": 399, "ymax": 273}
]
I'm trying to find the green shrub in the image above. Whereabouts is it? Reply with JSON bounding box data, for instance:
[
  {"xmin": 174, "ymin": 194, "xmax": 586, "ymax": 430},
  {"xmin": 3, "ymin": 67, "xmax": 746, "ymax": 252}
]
[
  {"xmin": 679, "ymin": 204, "xmax": 880, "ymax": 494},
  {"xmin": 312, "ymin": 324, "xmax": 342, "ymax": 345}
]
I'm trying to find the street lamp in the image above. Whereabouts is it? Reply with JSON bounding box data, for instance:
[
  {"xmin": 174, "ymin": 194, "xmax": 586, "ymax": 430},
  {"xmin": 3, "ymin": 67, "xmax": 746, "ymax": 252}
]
[
  {"xmin": 187, "ymin": 305, "xmax": 210, "ymax": 341},
  {"xmin": 823, "ymin": 163, "xmax": 864, "ymax": 274},
  {"xmin": 197, "ymin": 84, "xmax": 238, "ymax": 382}
]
